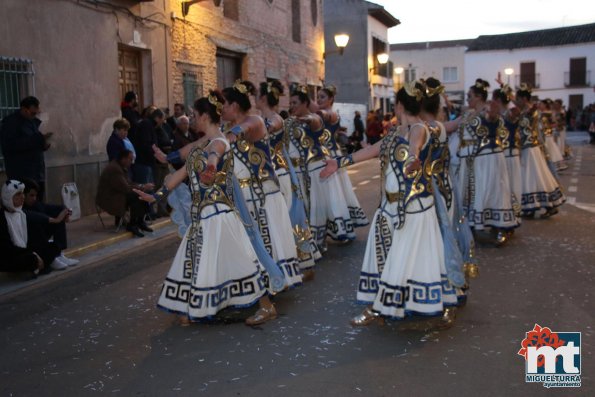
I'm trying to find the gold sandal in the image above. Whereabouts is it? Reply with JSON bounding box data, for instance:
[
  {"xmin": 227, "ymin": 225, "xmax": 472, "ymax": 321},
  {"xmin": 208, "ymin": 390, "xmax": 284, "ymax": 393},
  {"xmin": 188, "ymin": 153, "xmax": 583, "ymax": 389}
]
[
  {"xmin": 350, "ymin": 307, "xmax": 383, "ymax": 326},
  {"xmin": 245, "ymin": 305, "xmax": 277, "ymax": 326}
]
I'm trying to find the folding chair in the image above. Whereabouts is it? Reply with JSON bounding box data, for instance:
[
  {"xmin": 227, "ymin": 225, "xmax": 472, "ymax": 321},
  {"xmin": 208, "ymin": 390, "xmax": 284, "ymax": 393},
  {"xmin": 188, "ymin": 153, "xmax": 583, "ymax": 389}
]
[{"xmin": 96, "ymin": 204, "xmax": 129, "ymax": 233}]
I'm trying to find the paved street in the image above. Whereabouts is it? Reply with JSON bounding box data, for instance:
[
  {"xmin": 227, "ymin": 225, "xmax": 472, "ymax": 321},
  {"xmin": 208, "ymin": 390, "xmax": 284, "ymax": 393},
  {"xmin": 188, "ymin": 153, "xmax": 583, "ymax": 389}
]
[{"xmin": 1, "ymin": 136, "xmax": 594, "ymax": 397}]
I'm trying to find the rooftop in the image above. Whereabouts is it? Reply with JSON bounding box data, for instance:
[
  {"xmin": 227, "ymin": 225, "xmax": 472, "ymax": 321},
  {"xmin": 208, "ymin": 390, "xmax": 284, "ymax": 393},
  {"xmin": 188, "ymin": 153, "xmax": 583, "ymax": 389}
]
[
  {"xmin": 467, "ymin": 22, "xmax": 595, "ymax": 52},
  {"xmin": 365, "ymin": 1, "xmax": 400, "ymax": 28},
  {"xmin": 390, "ymin": 39, "xmax": 474, "ymax": 52}
]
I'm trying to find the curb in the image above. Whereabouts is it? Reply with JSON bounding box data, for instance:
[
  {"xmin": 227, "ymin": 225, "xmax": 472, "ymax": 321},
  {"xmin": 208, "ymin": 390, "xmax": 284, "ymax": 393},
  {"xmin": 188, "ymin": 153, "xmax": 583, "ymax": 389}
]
[{"xmin": 63, "ymin": 218, "xmax": 173, "ymax": 258}]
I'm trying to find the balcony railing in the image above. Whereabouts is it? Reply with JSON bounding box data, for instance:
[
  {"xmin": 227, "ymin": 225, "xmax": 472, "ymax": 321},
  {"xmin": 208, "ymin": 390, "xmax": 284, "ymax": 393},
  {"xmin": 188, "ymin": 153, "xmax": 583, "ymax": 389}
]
[
  {"xmin": 514, "ymin": 73, "xmax": 540, "ymax": 89},
  {"xmin": 564, "ymin": 70, "xmax": 591, "ymax": 87}
]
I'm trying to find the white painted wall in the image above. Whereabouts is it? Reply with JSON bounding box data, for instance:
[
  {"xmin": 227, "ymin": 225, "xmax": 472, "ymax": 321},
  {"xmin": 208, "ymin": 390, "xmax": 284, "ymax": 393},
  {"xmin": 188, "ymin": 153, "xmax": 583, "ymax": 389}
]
[
  {"xmin": 390, "ymin": 45, "xmax": 469, "ymax": 96},
  {"xmin": 465, "ymin": 43, "xmax": 595, "ymax": 108},
  {"xmin": 367, "ymin": 15, "xmax": 392, "ymax": 111}
]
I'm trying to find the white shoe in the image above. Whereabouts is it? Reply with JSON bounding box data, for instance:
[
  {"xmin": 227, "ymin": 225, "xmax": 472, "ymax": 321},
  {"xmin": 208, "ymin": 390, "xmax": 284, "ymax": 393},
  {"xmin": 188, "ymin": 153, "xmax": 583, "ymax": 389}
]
[
  {"xmin": 50, "ymin": 257, "xmax": 68, "ymax": 270},
  {"xmin": 60, "ymin": 253, "xmax": 79, "ymax": 266}
]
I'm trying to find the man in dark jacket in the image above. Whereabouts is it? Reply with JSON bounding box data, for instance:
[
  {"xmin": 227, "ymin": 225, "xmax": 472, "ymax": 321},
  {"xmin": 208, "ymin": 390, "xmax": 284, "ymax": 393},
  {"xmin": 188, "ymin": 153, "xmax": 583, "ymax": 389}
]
[
  {"xmin": 129, "ymin": 108, "xmax": 164, "ymax": 184},
  {"xmin": 96, "ymin": 150, "xmax": 154, "ymax": 237},
  {"xmin": 0, "ymin": 96, "xmax": 51, "ymax": 201},
  {"xmin": 121, "ymin": 91, "xmax": 141, "ymax": 131}
]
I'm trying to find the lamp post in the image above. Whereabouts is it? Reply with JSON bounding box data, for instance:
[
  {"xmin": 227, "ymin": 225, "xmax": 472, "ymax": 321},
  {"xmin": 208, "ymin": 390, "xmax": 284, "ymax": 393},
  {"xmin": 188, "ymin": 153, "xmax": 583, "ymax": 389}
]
[
  {"xmin": 504, "ymin": 67, "xmax": 514, "ymax": 85},
  {"xmin": 323, "ymin": 33, "xmax": 350, "ymax": 58}
]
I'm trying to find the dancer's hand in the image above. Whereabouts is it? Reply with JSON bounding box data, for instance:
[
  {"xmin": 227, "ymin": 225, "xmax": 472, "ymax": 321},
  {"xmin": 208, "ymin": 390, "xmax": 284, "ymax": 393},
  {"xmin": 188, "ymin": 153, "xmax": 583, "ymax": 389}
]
[
  {"xmin": 199, "ymin": 164, "xmax": 216, "ymax": 185},
  {"xmin": 153, "ymin": 144, "xmax": 167, "ymax": 164},
  {"xmin": 319, "ymin": 158, "xmax": 338, "ymax": 179},
  {"xmin": 133, "ymin": 188, "xmax": 156, "ymax": 203},
  {"xmin": 405, "ymin": 158, "xmax": 421, "ymax": 175}
]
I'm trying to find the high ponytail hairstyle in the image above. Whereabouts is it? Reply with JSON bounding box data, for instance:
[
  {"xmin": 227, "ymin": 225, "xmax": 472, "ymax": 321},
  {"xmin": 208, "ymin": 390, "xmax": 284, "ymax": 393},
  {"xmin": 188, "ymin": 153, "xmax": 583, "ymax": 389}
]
[
  {"xmin": 194, "ymin": 90, "xmax": 225, "ymax": 124},
  {"xmin": 259, "ymin": 79, "xmax": 284, "ymax": 107},
  {"xmin": 396, "ymin": 80, "xmax": 425, "ymax": 116},
  {"xmin": 470, "ymin": 78, "xmax": 490, "ymax": 101},
  {"xmin": 421, "ymin": 77, "xmax": 444, "ymax": 116},
  {"xmin": 222, "ymin": 80, "xmax": 256, "ymax": 112},
  {"xmin": 290, "ymin": 84, "xmax": 310, "ymax": 106}
]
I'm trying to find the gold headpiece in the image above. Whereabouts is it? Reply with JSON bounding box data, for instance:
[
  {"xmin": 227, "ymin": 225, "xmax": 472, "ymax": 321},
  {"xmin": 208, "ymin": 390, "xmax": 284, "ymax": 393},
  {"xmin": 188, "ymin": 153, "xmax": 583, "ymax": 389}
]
[
  {"xmin": 294, "ymin": 84, "xmax": 308, "ymax": 95},
  {"xmin": 501, "ymin": 84, "xmax": 514, "ymax": 101},
  {"xmin": 323, "ymin": 84, "xmax": 337, "ymax": 96},
  {"xmin": 233, "ymin": 79, "xmax": 248, "ymax": 95},
  {"xmin": 267, "ymin": 82, "xmax": 280, "ymax": 100},
  {"xmin": 425, "ymin": 84, "xmax": 445, "ymax": 97},
  {"xmin": 404, "ymin": 80, "xmax": 423, "ymax": 102},
  {"xmin": 208, "ymin": 93, "xmax": 223, "ymax": 115},
  {"xmin": 519, "ymin": 83, "xmax": 532, "ymax": 93},
  {"xmin": 474, "ymin": 81, "xmax": 488, "ymax": 92}
]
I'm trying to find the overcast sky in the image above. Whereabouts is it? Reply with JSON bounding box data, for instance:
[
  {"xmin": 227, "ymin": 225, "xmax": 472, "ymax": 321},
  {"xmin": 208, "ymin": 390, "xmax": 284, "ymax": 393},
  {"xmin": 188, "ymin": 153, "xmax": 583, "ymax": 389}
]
[{"xmin": 369, "ymin": 0, "xmax": 595, "ymax": 44}]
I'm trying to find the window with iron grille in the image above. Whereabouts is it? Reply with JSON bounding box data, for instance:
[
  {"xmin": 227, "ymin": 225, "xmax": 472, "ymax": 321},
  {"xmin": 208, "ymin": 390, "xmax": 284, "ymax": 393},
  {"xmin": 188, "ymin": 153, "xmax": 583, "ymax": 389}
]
[
  {"xmin": 292, "ymin": 0, "xmax": 301, "ymax": 43},
  {"xmin": 404, "ymin": 68, "xmax": 416, "ymax": 83},
  {"xmin": 183, "ymin": 71, "xmax": 203, "ymax": 113},
  {"xmin": 0, "ymin": 57, "xmax": 35, "ymax": 170}
]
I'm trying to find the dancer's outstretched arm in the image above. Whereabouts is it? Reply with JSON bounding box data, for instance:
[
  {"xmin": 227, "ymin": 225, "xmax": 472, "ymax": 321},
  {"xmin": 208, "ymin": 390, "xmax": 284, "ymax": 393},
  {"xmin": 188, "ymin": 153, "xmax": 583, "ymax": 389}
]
[
  {"xmin": 134, "ymin": 166, "xmax": 188, "ymax": 203},
  {"xmin": 319, "ymin": 138, "xmax": 383, "ymax": 179}
]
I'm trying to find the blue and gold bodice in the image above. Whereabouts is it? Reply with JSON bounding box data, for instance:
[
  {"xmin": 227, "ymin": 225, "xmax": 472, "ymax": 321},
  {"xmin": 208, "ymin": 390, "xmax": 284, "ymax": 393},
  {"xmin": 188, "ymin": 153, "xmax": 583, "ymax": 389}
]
[
  {"xmin": 186, "ymin": 145, "xmax": 234, "ymax": 221},
  {"xmin": 322, "ymin": 119, "xmax": 341, "ymax": 157},
  {"xmin": 427, "ymin": 122, "xmax": 452, "ymax": 210},
  {"xmin": 539, "ymin": 111, "xmax": 554, "ymax": 137},
  {"xmin": 285, "ymin": 117, "xmax": 330, "ymax": 165},
  {"xmin": 379, "ymin": 125, "xmax": 435, "ymax": 229},
  {"xmin": 459, "ymin": 114, "xmax": 508, "ymax": 157},
  {"xmin": 502, "ymin": 111, "xmax": 521, "ymax": 155},
  {"xmin": 266, "ymin": 118, "xmax": 289, "ymax": 171},
  {"xmin": 518, "ymin": 109, "xmax": 541, "ymax": 149}
]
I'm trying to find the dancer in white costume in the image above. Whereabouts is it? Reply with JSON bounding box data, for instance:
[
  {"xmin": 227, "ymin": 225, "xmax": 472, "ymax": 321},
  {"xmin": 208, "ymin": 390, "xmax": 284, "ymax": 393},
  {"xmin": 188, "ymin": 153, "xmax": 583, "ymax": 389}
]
[
  {"xmin": 256, "ymin": 79, "xmax": 321, "ymax": 276},
  {"xmin": 456, "ymin": 79, "xmax": 519, "ymax": 245},
  {"xmin": 552, "ymin": 99, "xmax": 569, "ymax": 160},
  {"xmin": 321, "ymin": 81, "xmax": 459, "ymax": 325},
  {"xmin": 492, "ymin": 85, "xmax": 523, "ymax": 223},
  {"xmin": 135, "ymin": 92, "xmax": 277, "ymax": 325},
  {"xmin": 287, "ymin": 85, "xmax": 368, "ymax": 251},
  {"xmin": 221, "ymin": 80, "xmax": 303, "ymax": 289},
  {"xmin": 538, "ymin": 99, "xmax": 565, "ymax": 170},
  {"xmin": 316, "ymin": 85, "xmax": 368, "ymax": 230},
  {"xmin": 515, "ymin": 85, "xmax": 565, "ymax": 218}
]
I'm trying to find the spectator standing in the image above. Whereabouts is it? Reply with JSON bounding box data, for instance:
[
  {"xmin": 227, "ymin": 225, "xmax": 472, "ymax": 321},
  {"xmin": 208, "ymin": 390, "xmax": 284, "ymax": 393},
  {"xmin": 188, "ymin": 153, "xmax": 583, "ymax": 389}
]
[
  {"xmin": 166, "ymin": 103, "xmax": 186, "ymax": 132},
  {"xmin": 106, "ymin": 118, "xmax": 137, "ymax": 162},
  {"xmin": 366, "ymin": 110, "xmax": 382, "ymax": 145},
  {"xmin": 96, "ymin": 150, "xmax": 154, "ymax": 237},
  {"xmin": 129, "ymin": 108, "xmax": 164, "ymax": 184},
  {"xmin": 22, "ymin": 178, "xmax": 79, "ymax": 266},
  {"xmin": 121, "ymin": 91, "xmax": 141, "ymax": 133},
  {"xmin": 0, "ymin": 97, "xmax": 51, "ymax": 201},
  {"xmin": 353, "ymin": 110, "xmax": 365, "ymax": 137}
]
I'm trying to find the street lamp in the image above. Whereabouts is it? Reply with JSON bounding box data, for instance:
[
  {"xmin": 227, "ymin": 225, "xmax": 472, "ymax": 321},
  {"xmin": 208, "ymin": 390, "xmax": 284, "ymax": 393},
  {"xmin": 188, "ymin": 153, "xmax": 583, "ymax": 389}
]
[
  {"xmin": 376, "ymin": 53, "xmax": 389, "ymax": 65},
  {"xmin": 504, "ymin": 67, "xmax": 514, "ymax": 85},
  {"xmin": 324, "ymin": 33, "xmax": 350, "ymax": 58}
]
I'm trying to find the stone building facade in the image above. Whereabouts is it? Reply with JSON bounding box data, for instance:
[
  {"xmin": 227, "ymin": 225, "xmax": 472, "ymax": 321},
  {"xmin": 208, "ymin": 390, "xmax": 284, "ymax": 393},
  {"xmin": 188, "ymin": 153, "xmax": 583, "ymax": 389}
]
[{"xmin": 0, "ymin": 0, "xmax": 324, "ymax": 215}]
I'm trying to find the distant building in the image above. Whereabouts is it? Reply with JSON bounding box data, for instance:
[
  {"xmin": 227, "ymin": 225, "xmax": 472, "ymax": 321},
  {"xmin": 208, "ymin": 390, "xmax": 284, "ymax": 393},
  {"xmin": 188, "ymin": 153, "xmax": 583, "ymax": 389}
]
[
  {"xmin": 465, "ymin": 23, "xmax": 595, "ymax": 111},
  {"xmin": 323, "ymin": 0, "xmax": 400, "ymax": 133},
  {"xmin": 390, "ymin": 39, "xmax": 473, "ymax": 103}
]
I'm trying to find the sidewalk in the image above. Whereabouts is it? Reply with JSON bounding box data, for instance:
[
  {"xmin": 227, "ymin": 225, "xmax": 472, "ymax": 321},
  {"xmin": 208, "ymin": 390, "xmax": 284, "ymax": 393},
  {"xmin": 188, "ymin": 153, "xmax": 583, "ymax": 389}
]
[{"xmin": 0, "ymin": 211, "xmax": 177, "ymax": 297}]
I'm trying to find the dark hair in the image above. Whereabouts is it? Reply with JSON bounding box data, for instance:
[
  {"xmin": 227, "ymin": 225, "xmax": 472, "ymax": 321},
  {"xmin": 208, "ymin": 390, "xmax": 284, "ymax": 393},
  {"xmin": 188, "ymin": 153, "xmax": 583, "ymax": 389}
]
[
  {"xmin": 20, "ymin": 96, "xmax": 40, "ymax": 109},
  {"xmin": 259, "ymin": 80, "xmax": 284, "ymax": 107},
  {"xmin": 174, "ymin": 103, "xmax": 185, "ymax": 111},
  {"xmin": 117, "ymin": 149, "xmax": 133, "ymax": 161},
  {"xmin": 151, "ymin": 108, "xmax": 165, "ymax": 119},
  {"xmin": 194, "ymin": 90, "xmax": 224, "ymax": 124},
  {"xmin": 421, "ymin": 77, "xmax": 442, "ymax": 115},
  {"xmin": 22, "ymin": 178, "xmax": 40, "ymax": 195},
  {"xmin": 321, "ymin": 85, "xmax": 337, "ymax": 100},
  {"xmin": 516, "ymin": 88, "xmax": 532, "ymax": 101},
  {"xmin": 492, "ymin": 88, "xmax": 510, "ymax": 105},
  {"xmin": 290, "ymin": 87, "xmax": 310, "ymax": 106},
  {"xmin": 279, "ymin": 110, "xmax": 289, "ymax": 119},
  {"xmin": 113, "ymin": 118, "xmax": 131, "ymax": 131},
  {"xmin": 470, "ymin": 78, "xmax": 490, "ymax": 101},
  {"xmin": 396, "ymin": 81, "xmax": 424, "ymax": 116},
  {"xmin": 222, "ymin": 80, "xmax": 256, "ymax": 112},
  {"xmin": 124, "ymin": 91, "xmax": 137, "ymax": 103}
]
